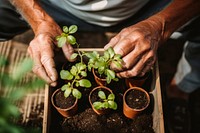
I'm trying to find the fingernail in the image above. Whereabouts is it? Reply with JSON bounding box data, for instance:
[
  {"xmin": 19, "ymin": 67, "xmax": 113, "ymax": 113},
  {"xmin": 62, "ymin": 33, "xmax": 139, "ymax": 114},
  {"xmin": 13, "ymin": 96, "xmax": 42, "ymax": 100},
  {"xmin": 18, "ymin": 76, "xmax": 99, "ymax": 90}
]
[
  {"xmin": 50, "ymin": 76, "xmax": 56, "ymax": 82},
  {"xmin": 50, "ymin": 82, "xmax": 57, "ymax": 87}
]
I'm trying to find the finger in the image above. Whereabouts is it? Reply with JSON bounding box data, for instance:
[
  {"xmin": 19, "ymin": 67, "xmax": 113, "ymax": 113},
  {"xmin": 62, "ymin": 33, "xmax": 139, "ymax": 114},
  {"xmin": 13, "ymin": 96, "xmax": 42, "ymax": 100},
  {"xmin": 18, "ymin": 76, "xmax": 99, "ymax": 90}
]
[
  {"xmin": 32, "ymin": 53, "xmax": 52, "ymax": 83},
  {"xmin": 62, "ymin": 43, "xmax": 75, "ymax": 62},
  {"xmin": 116, "ymin": 51, "xmax": 155, "ymax": 78},
  {"xmin": 104, "ymin": 36, "xmax": 120, "ymax": 49}
]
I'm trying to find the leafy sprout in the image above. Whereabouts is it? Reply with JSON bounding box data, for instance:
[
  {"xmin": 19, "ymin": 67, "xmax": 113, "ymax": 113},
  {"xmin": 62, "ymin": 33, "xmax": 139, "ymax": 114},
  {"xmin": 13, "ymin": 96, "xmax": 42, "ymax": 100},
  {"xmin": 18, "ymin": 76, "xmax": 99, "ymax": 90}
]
[
  {"xmin": 86, "ymin": 47, "xmax": 123, "ymax": 84},
  {"xmin": 60, "ymin": 62, "xmax": 91, "ymax": 99},
  {"xmin": 93, "ymin": 90, "xmax": 117, "ymax": 110}
]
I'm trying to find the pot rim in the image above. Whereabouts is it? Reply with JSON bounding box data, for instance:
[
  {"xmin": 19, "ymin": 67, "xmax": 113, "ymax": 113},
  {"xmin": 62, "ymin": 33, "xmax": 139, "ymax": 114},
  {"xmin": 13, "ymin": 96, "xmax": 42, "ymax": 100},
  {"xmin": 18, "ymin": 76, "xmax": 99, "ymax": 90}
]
[
  {"xmin": 51, "ymin": 88, "xmax": 78, "ymax": 111},
  {"xmin": 123, "ymin": 87, "xmax": 150, "ymax": 111}
]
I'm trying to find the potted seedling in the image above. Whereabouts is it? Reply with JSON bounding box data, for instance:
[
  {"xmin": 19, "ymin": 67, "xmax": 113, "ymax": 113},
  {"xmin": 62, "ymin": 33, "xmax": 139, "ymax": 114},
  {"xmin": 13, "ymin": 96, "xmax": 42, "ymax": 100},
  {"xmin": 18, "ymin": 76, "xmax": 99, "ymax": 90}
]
[
  {"xmin": 86, "ymin": 47, "xmax": 122, "ymax": 86},
  {"xmin": 51, "ymin": 25, "xmax": 91, "ymax": 117},
  {"xmin": 123, "ymin": 87, "xmax": 150, "ymax": 119},
  {"xmin": 89, "ymin": 86, "xmax": 117, "ymax": 115}
]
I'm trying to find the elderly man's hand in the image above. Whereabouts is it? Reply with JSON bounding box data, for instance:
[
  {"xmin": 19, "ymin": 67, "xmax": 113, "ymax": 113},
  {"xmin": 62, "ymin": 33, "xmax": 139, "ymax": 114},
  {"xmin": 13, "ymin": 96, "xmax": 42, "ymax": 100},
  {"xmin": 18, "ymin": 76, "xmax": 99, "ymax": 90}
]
[
  {"xmin": 105, "ymin": 17, "xmax": 164, "ymax": 78},
  {"xmin": 27, "ymin": 21, "xmax": 74, "ymax": 86}
]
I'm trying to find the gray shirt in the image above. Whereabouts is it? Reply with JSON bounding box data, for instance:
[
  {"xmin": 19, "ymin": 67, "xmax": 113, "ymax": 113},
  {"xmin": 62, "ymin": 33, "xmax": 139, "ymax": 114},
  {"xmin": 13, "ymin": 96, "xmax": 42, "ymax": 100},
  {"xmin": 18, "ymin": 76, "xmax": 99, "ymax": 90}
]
[{"xmin": 48, "ymin": 0, "xmax": 149, "ymax": 26}]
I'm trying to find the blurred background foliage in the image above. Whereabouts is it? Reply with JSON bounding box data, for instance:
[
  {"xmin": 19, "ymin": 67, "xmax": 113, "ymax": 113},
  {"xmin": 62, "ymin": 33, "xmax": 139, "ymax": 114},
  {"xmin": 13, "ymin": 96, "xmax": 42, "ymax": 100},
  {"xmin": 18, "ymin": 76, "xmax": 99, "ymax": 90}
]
[{"xmin": 0, "ymin": 55, "xmax": 45, "ymax": 133}]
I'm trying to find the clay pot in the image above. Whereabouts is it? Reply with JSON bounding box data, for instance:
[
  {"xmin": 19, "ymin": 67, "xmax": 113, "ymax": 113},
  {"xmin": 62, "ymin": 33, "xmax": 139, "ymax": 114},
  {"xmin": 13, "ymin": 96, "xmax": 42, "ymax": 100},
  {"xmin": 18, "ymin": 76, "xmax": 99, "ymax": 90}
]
[
  {"xmin": 125, "ymin": 71, "xmax": 149, "ymax": 88},
  {"xmin": 51, "ymin": 89, "xmax": 78, "ymax": 117},
  {"xmin": 92, "ymin": 68, "xmax": 107, "ymax": 86},
  {"xmin": 89, "ymin": 86, "xmax": 112, "ymax": 115},
  {"xmin": 123, "ymin": 87, "xmax": 150, "ymax": 119}
]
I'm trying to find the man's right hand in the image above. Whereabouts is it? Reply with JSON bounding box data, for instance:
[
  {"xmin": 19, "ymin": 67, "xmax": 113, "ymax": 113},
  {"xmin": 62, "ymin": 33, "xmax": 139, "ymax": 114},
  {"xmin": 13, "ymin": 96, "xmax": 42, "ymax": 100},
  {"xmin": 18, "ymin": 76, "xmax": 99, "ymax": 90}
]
[{"xmin": 27, "ymin": 21, "xmax": 74, "ymax": 87}]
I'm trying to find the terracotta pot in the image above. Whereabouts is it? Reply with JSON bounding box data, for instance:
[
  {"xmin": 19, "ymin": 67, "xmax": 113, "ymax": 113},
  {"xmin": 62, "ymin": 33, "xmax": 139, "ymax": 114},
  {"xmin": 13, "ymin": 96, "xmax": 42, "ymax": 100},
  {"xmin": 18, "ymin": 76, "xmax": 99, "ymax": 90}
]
[
  {"xmin": 51, "ymin": 89, "xmax": 78, "ymax": 118},
  {"xmin": 125, "ymin": 72, "xmax": 149, "ymax": 88},
  {"xmin": 123, "ymin": 87, "xmax": 150, "ymax": 119},
  {"xmin": 92, "ymin": 68, "xmax": 107, "ymax": 86},
  {"xmin": 89, "ymin": 86, "xmax": 112, "ymax": 115}
]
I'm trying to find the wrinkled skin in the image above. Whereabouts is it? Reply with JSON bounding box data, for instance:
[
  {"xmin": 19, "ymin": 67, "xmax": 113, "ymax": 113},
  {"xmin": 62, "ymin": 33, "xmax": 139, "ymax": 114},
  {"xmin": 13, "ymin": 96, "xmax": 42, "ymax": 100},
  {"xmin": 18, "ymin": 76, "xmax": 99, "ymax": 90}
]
[
  {"xmin": 27, "ymin": 21, "xmax": 74, "ymax": 86},
  {"xmin": 105, "ymin": 18, "xmax": 163, "ymax": 78}
]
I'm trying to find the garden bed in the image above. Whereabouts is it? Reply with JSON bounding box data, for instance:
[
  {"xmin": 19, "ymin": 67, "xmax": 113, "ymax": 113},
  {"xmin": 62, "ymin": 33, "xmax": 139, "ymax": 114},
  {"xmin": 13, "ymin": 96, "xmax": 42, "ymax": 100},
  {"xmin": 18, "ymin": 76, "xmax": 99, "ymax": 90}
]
[{"xmin": 43, "ymin": 48, "xmax": 164, "ymax": 133}]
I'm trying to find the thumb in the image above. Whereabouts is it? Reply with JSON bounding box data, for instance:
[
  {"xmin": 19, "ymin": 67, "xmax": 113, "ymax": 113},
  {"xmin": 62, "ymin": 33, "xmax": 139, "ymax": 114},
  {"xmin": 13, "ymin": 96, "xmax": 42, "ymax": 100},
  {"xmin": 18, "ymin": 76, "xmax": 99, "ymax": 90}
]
[{"xmin": 62, "ymin": 44, "xmax": 75, "ymax": 62}]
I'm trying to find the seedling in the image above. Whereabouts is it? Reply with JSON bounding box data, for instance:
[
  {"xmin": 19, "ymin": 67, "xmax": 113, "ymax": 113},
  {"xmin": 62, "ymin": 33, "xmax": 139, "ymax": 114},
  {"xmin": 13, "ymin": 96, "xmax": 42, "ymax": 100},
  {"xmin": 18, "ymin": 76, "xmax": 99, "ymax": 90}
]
[
  {"xmin": 56, "ymin": 25, "xmax": 91, "ymax": 99},
  {"xmin": 93, "ymin": 90, "xmax": 117, "ymax": 110},
  {"xmin": 86, "ymin": 47, "xmax": 123, "ymax": 84}
]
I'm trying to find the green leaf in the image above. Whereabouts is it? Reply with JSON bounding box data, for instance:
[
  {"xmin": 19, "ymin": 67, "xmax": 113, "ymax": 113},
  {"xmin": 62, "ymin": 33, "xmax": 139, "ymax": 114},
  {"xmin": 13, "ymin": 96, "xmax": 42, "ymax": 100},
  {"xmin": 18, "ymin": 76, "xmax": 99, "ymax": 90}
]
[
  {"xmin": 112, "ymin": 60, "xmax": 122, "ymax": 69},
  {"xmin": 108, "ymin": 101, "xmax": 117, "ymax": 110},
  {"xmin": 98, "ymin": 91, "xmax": 106, "ymax": 100},
  {"xmin": 106, "ymin": 69, "xmax": 115, "ymax": 79},
  {"xmin": 114, "ymin": 54, "xmax": 122, "ymax": 60},
  {"xmin": 58, "ymin": 36, "xmax": 67, "ymax": 47},
  {"xmin": 60, "ymin": 70, "xmax": 73, "ymax": 80},
  {"xmin": 107, "ymin": 47, "xmax": 115, "ymax": 58},
  {"xmin": 67, "ymin": 35, "xmax": 76, "ymax": 45},
  {"xmin": 70, "ymin": 66, "xmax": 77, "ymax": 76},
  {"xmin": 78, "ymin": 79, "xmax": 91, "ymax": 88},
  {"xmin": 0, "ymin": 56, "xmax": 7, "ymax": 67},
  {"xmin": 81, "ymin": 71, "xmax": 87, "ymax": 77},
  {"xmin": 106, "ymin": 76, "xmax": 112, "ymax": 84},
  {"xmin": 103, "ymin": 51, "xmax": 110, "ymax": 61},
  {"xmin": 61, "ymin": 84, "xmax": 70, "ymax": 91},
  {"xmin": 101, "ymin": 101, "xmax": 109, "ymax": 109},
  {"xmin": 108, "ymin": 93, "xmax": 115, "ymax": 101},
  {"xmin": 69, "ymin": 25, "xmax": 78, "ymax": 34},
  {"xmin": 93, "ymin": 102, "xmax": 102, "ymax": 110},
  {"xmin": 63, "ymin": 26, "xmax": 69, "ymax": 33},
  {"xmin": 113, "ymin": 78, "xmax": 119, "ymax": 82},
  {"xmin": 76, "ymin": 63, "xmax": 86, "ymax": 71},
  {"xmin": 70, "ymin": 53, "xmax": 78, "ymax": 60},
  {"xmin": 64, "ymin": 88, "xmax": 72, "ymax": 98},
  {"xmin": 72, "ymin": 89, "xmax": 82, "ymax": 99}
]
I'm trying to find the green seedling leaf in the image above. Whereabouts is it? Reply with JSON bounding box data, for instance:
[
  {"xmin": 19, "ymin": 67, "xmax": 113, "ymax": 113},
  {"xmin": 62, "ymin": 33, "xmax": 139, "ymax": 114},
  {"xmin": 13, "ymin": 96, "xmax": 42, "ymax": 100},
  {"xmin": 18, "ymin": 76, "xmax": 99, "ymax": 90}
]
[
  {"xmin": 69, "ymin": 25, "xmax": 78, "ymax": 34},
  {"xmin": 93, "ymin": 102, "xmax": 102, "ymax": 110},
  {"xmin": 112, "ymin": 60, "xmax": 122, "ymax": 69},
  {"xmin": 70, "ymin": 53, "xmax": 78, "ymax": 60},
  {"xmin": 67, "ymin": 35, "xmax": 76, "ymax": 45},
  {"xmin": 98, "ymin": 91, "xmax": 106, "ymax": 100},
  {"xmin": 60, "ymin": 70, "xmax": 73, "ymax": 80},
  {"xmin": 72, "ymin": 88, "xmax": 82, "ymax": 99},
  {"xmin": 106, "ymin": 69, "xmax": 115, "ymax": 79},
  {"xmin": 58, "ymin": 36, "xmax": 67, "ymax": 47},
  {"xmin": 106, "ymin": 76, "xmax": 112, "ymax": 84},
  {"xmin": 113, "ymin": 78, "xmax": 119, "ymax": 82},
  {"xmin": 108, "ymin": 101, "xmax": 117, "ymax": 110},
  {"xmin": 70, "ymin": 66, "xmax": 78, "ymax": 76},
  {"xmin": 81, "ymin": 71, "xmax": 87, "ymax": 77},
  {"xmin": 63, "ymin": 26, "xmax": 69, "ymax": 33},
  {"xmin": 114, "ymin": 54, "xmax": 122, "ymax": 60},
  {"xmin": 0, "ymin": 55, "xmax": 7, "ymax": 67},
  {"xmin": 64, "ymin": 87, "xmax": 72, "ymax": 98},
  {"xmin": 108, "ymin": 93, "xmax": 115, "ymax": 101},
  {"xmin": 76, "ymin": 63, "xmax": 86, "ymax": 71},
  {"xmin": 103, "ymin": 51, "xmax": 110, "ymax": 61},
  {"xmin": 107, "ymin": 47, "xmax": 115, "ymax": 58},
  {"xmin": 101, "ymin": 101, "xmax": 109, "ymax": 109},
  {"xmin": 78, "ymin": 79, "xmax": 91, "ymax": 88},
  {"xmin": 61, "ymin": 84, "xmax": 70, "ymax": 91}
]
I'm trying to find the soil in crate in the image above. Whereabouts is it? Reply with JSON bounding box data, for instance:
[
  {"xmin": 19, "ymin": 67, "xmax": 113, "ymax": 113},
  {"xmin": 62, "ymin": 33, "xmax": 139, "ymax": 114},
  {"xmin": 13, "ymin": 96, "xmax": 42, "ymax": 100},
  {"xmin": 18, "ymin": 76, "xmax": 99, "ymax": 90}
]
[{"xmin": 50, "ymin": 70, "xmax": 154, "ymax": 133}]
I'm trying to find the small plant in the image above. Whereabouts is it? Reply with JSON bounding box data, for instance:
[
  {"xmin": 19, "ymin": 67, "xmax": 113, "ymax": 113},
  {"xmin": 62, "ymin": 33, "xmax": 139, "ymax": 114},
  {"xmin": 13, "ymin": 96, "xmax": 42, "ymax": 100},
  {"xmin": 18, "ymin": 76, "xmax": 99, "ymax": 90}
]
[
  {"xmin": 93, "ymin": 90, "xmax": 117, "ymax": 110},
  {"xmin": 86, "ymin": 47, "xmax": 123, "ymax": 84},
  {"xmin": 60, "ymin": 62, "xmax": 91, "ymax": 99},
  {"xmin": 56, "ymin": 25, "xmax": 91, "ymax": 99}
]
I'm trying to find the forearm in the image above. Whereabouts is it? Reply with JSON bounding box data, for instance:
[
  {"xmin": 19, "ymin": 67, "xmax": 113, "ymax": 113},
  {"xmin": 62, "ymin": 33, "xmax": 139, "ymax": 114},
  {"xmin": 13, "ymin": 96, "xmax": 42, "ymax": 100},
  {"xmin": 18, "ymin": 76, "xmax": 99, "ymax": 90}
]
[
  {"xmin": 149, "ymin": 0, "xmax": 200, "ymax": 43},
  {"xmin": 9, "ymin": 0, "xmax": 56, "ymax": 35}
]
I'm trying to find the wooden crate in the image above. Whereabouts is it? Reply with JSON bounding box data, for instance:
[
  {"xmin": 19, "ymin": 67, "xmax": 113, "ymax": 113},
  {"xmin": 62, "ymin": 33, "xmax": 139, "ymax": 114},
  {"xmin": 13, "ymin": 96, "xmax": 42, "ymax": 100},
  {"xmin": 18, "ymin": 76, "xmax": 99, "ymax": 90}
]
[{"xmin": 42, "ymin": 48, "xmax": 164, "ymax": 133}]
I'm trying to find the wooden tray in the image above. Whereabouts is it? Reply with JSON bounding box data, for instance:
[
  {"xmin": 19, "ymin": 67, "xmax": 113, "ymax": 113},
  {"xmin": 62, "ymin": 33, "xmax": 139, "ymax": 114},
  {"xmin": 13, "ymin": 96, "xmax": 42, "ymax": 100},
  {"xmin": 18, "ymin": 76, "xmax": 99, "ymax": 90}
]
[{"xmin": 42, "ymin": 48, "xmax": 164, "ymax": 133}]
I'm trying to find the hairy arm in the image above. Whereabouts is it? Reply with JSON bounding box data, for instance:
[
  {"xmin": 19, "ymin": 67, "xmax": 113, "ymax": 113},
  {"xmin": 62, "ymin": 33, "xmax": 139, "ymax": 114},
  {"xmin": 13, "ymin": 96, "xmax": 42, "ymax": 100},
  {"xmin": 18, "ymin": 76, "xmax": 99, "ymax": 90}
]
[
  {"xmin": 10, "ymin": 0, "xmax": 74, "ymax": 86},
  {"xmin": 105, "ymin": 0, "xmax": 200, "ymax": 78}
]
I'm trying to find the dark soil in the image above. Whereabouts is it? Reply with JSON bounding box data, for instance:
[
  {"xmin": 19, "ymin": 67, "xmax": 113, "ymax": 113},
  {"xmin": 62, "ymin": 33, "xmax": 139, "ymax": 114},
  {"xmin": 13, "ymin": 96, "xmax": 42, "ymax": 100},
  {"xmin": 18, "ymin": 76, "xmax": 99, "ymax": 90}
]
[
  {"xmin": 54, "ymin": 90, "xmax": 76, "ymax": 109},
  {"xmin": 125, "ymin": 89, "xmax": 149, "ymax": 109}
]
